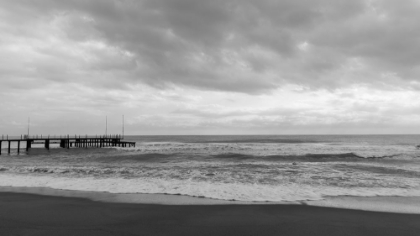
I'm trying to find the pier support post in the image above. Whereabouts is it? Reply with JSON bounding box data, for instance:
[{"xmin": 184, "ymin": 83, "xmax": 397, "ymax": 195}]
[
  {"xmin": 8, "ymin": 141, "xmax": 11, "ymax": 154},
  {"xmin": 26, "ymin": 140, "xmax": 31, "ymax": 151},
  {"xmin": 0, "ymin": 141, "xmax": 2, "ymax": 155},
  {"xmin": 17, "ymin": 141, "xmax": 20, "ymax": 153},
  {"xmin": 59, "ymin": 140, "xmax": 64, "ymax": 148},
  {"xmin": 45, "ymin": 139, "xmax": 50, "ymax": 150}
]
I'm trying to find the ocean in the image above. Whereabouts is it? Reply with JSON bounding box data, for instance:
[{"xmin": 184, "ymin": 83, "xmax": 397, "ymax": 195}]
[{"xmin": 1, "ymin": 135, "xmax": 420, "ymax": 202}]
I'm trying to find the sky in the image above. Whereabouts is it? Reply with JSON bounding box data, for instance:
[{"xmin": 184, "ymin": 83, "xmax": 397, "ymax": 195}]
[{"xmin": 1, "ymin": 0, "xmax": 420, "ymax": 135}]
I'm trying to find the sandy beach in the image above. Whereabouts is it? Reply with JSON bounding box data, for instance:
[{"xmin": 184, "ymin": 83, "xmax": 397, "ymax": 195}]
[{"xmin": 0, "ymin": 187, "xmax": 420, "ymax": 236}]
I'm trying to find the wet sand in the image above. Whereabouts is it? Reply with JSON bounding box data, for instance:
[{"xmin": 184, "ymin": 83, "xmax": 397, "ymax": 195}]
[
  {"xmin": 0, "ymin": 191, "xmax": 420, "ymax": 236},
  {"xmin": 2, "ymin": 186, "xmax": 420, "ymax": 214}
]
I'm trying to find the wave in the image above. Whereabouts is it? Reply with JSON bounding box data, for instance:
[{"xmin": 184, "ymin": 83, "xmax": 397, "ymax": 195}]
[
  {"xmin": 115, "ymin": 141, "xmax": 420, "ymax": 160},
  {"xmin": 97, "ymin": 152, "xmax": 418, "ymax": 163},
  {"xmin": 1, "ymin": 154, "xmax": 420, "ymax": 202},
  {"xmin": 265, "ymin": 153, "xmax": 417, "ymax": 160},
  {"xmin": 0, "ymin": 166, "xmax": 133, "ymax": 175},
  {"xmin": 1, "ymin": 173, "xmax": 420, "ymax": 202},
  {"xmin": 211, "ymin": 152, "xmax": 368, "ymax": 160},
  {"xmin": 191, "ymin": 139, "xmax": 322, "ymax": 144},
  {"xmin": 205, "ymin": 153, "xmax": 367, "ymax": 161},
  {"xmin": 99, "ymin": 153, "xmax": 175, "ymax": 162}
]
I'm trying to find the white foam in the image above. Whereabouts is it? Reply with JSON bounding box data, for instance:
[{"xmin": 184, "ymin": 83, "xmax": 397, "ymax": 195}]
[
  {"xmin": 307, "ymin": 196, "xmax": 420, "ymax": 214},
  {"xmin": 1, "ymin": 173, "xmax": 420, "ymax": 202},
  {"xmin": 1, "ymin": 160, "xmax": 420, "ymax": 196}
]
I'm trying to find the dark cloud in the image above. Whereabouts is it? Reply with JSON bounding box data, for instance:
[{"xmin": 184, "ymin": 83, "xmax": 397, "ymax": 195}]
[{"xmin": 1, "ymin": 0, "xmax": 420, "ymax": 93}]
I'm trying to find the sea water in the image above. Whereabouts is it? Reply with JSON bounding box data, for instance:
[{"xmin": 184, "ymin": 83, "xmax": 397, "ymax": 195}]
[{"xmin": 0, "ymin": 135, "xmax": 420, "ymax": 202}]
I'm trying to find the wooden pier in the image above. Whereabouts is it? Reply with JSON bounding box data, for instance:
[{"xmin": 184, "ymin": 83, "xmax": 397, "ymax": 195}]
[{"xmin": 0, "ymin": 135, "xmax": 135, "ymax": 155}]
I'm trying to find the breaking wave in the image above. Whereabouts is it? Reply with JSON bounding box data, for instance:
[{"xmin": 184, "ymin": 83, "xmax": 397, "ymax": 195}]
[
  {"xmin": 1, "ymin": 158, "xmax": 420, "ymax": 202},
  {"xmin": 1, "ymin": 135, "xmax": 420, "ymax": 202}
]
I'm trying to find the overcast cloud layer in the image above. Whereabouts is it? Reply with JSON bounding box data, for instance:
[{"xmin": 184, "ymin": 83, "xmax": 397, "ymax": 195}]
[{"xmin": 1, "ymin": 0, "xmax": 420, "ymax": 135}]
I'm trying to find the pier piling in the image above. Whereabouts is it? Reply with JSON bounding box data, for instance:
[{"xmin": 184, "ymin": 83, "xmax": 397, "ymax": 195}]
[{"xmin": 26, "ymin": 140, "xmax": 31, "ymax": 151}]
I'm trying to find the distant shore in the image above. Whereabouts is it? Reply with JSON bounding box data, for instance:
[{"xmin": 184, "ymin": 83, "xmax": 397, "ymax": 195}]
[{"xmin": 0, "ymin": 188, "xmax": 419, "ymax": 236}]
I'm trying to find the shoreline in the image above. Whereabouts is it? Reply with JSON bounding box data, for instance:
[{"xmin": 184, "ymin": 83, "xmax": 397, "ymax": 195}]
[
  {"xmin": 1, "ymin": 185, "xmax": 420, "ymax": 214},
  {"xmin": 0, "ymin": 186, "xmax": 300, "ymax": 205}
]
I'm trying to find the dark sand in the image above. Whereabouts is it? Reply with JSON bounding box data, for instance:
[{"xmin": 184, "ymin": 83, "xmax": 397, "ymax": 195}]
[{"xmin": 1, "ymin": 192, "xmax": 420, "ymax": 236}]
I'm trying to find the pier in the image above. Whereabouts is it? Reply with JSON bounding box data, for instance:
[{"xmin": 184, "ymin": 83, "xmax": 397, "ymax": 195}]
[{"xmin": 0, "ymin": 135, "xmax": 135, "ymax": 155}]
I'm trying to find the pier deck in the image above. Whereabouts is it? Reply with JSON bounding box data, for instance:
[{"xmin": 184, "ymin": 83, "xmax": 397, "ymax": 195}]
[{"xmin": 0, "ymin": 135, "xmax": 135, "ymax": 155}]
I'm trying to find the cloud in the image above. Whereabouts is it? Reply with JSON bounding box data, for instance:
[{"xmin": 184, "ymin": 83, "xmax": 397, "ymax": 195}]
[{"xmin": 2, "ymin": 0, "xmax": 420, "ymax": 94}]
